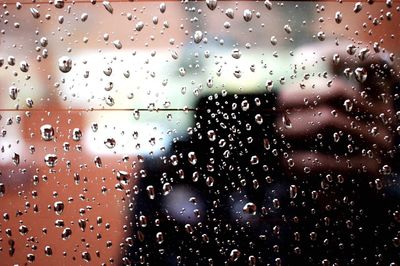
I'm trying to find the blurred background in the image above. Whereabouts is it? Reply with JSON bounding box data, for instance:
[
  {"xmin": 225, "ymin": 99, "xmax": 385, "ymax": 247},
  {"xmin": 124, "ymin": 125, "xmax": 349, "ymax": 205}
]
[{"xmin": 0, "ymin": 0, "xmax": 399, "ymax": 264}]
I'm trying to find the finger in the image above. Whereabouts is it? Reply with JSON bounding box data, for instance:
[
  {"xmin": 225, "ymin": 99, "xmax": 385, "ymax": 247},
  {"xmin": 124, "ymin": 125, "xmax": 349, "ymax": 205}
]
[
  {"xmin": 277, "ymin": 107, "xmax": 393, "ymax": 150},
  {"xmin": 282, "ymin": 151, "xmax": 384, "ymax": 178},
  {"xmin": 278, "ymin": 78, "xmax": 391, "ymax": 118}
]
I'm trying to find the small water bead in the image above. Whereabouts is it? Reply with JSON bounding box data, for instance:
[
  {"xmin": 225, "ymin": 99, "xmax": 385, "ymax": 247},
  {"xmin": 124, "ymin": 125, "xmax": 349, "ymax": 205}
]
[
  {"xmin": 243, "ymin": 202, "xmax": 257, "ymax": 215},
  {"xmin": 82, "ymin": 251, "xmax": 91, "ymax": 262},
  {"xmin": 40, "ymin": 124, "xmax": 55, "ymax": 141},
  {"xmin": 225, "ymin": 8, "xmax": 234, "ymax": 19},
  {"xmin": 72, "ymin": 128, "xmax": 82, "ymax": 141},
  {"xmin": 44, "ymin": 154, "xmax": 58, "ymax": 168},
  {"xmin": 94, "ymin": 156, "xmax": 102, "ymax": 168},
  {"xmin": 44, "ymin": 246, "xmax": 53, "ymax": 256},
  {"xmin": 0, "ymin": 183, "xmax": 5, "ymax": 197},
  {"xmin": 81, "ymin": 13, "xmax": 88, "ymax": 22},
  {"xmin": 19, "ymin": 225, "xmax": 29, "ymax": 235},
  {"xmin": 162, "ymin": 183, "xmax": 172, "ymax": 195},
  {"xmin": 53, "ymin": 201, "xmax": 64, "ymax": 215},
  {"xmin": 231, "ymin": 48, "xmax": 241, "ymax": 59},
  {"xmin": 230, "ymin": 249, "xmax": 241, "ymax": 262},
  {"xmin": 353, "ymin": 2, "xmax": 362, "ymax": 13},
  {"xmin": 19, "ymin": 61, "xmax": 29, "ymax": 72},
  {"xmin": 147, "ymin": 185, "xmax": 155, "ymax": 199},
  {"xmin": 284, "ymin": 24, "xmax": 292, "ymax": 34},
  {"xmin": 117, "ymin": 170, "xmax": 129, "ymax": 184},
  {"xmin": 9, "ymin": 86, "xmax": 18, "ymax": 100},
  {"xmin": 264, "ymin": 0, "xmax": 272, "ymax": 10},
  {"xmin": 156, "ymin": 232, "xmax": 164, "ymax": 244},
  {"xmin": 30, "ymin": 7, "xmax": 40, "ymax": 18},
  {"xmin": 317, "ymin": 31, "xmax": 325, "ymax": 41},
  {"xmin": 58, "ymin": 56, "xmax": 72, "ymax": 73},
  {"xmin": 282, "ymin": 113, "xmax": 292, "ymax": 128},
  {"xmin": 194, "ymin": 30, "xmax": 203, "ymax": 44},
  {"xmin": 206, "ymin": 176, "xmax": 214, "ymax": 187},
  {"xmin": 159, "ymin": 2, "xmax": 166, "ymax": 13},
  {"xmin": 255, "ymin": 114, "xmax": 263, "ymax": 125},
  {"xmin": 206, "ymin": 0, "xmax": 217, "ymax": 11},
  {"xmin": 290, "ymin": 185, "xmax": 298, "ymax": 198},
  {"xmin": 102, "ymin": 1, "xmax": 113, "ymax": 14},
  {"xmin": 346, "ymin": 44, "xmax": 357, "ymax": 55},
  {"xmin": 135, "ymin": 21, "xmax": 144, "ymax": 31},
  {"xmin": 27, "ymin": 254, "xmax": 35, "ymax": 263},
  {"xmin": 250, "ymin": 155, "xmax": 259, "ymax": 165},
  {"xmin": 54, "ymin": 0, "xmax": 64, "ymax": 8},
  {"xmin": 207, "ymin": 130, "xmax": 216, "ymax": 141},
  {"xmin": 243, "ymin": 9, "xmax": 252, "ymax": 22},
  {"xmin": 188, "ymin": 151, "xmax": 197, "ymax": 165},
  {"xmin": 335, "ymin": 11, "xmax": 343, "ymax": 24},
  {"xmin": 112, "ymin": 40, "xmax": 122, "ymax": 49}
]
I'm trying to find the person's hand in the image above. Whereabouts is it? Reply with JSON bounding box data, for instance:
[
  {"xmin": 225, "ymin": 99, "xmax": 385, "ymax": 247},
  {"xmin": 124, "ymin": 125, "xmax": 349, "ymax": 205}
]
[{"xmin": 276, "ymin": 43, "xmax": 398, "ymax": 184}]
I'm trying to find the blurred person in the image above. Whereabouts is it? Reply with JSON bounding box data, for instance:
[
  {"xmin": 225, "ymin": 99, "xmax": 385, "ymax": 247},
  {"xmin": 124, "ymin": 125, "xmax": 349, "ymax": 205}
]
[{"xmin": 128, "ymin": 1, "xmax": 400, "ymax": 265}]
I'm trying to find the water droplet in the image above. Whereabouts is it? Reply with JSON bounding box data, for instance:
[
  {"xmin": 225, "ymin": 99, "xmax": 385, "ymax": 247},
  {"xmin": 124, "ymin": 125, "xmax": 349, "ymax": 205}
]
[
  {"xmin": 135, "ymin": 21, "xmax": 144, "ymax": 31},
  {"xmin": 30, "ymin": 7, "xmax": 40, "ymax": 18},
  {"xmin": 102, "ymin": 1, "xmax": 113, "ymax": 14},
  {"xmin": 147, "ymin": 185, "xmax": 155, "ymax": 199},
  {"xmin": 12, "ymin": 153, "xmax": 20, "ymax": 166},
  {"xmin": 230, "ymin": 249, "xmax": 241, "ymax": 262},
  {"xmin": 290, "ymin": 185, "xmax": 298, "ymax": 198},
  {"xmin": 171, "ymin": 50, "xmax": 179, "ymax": 60},
  {"xmin": 162, "ymin": 183, "xmax": 172, "ymax": 195},
  {"xmin": 81, "ymin": 13, "xmax": 88, "ymax": 22},
  {"xmin": 282, "ymin": 113, "xmax": 292, "ymax": 128},
  {"xmin": 231, "ymin": 48, "xmax": 241, "ymax": 59},
  {"xmin": 72, "ymin": 128, "xmax": 82, "ymax": 141},
  {"xmin": 317, "ymin": 31, "xmax": 326, "ymax": 41},
  {"xmin": 250, "ymin": 155, "xmax": 259, "ymax": 165},
  {"xmin": 94, "ymin": 156, "xmax": 102, "ymax": 168},
  {"xmin": 243, "ymin": 9, "xmax": 252, "ymax": 22},
  {"xmin": 54, "ymin": 0, "xmax": 64, "ymax": 8},
  {"xmin": 53, "ymin": 201, "xmax": 64, "ymax": 215},
  {"xmin": 9, "ymin": 86, "xmax": 18, "ymax": 100},
  {"xmin": 194, "ymin": 30, "xmax": 203, "ymax": 44},
  {"xmin": 358, "ymin": 48, "xmax": 370, "ymax": 61},
  {"xmin": 206, "ymin": 176, "xmax": 214, "ymax": 187},
  {"xmin": 44, "ymin": 246, "xmax": 53, "ymax": 256},
  {"xmin": 159, "ymin": 2, "xmax": 166, "ymax": 13},
  {"xmin": 104, "ymin": 138, "xmax": 116, "ymax": 148},
  {"xmin": 82, "ymin": 251, "xmax": 91, "ymax": 262},
  {"xmin": 346, "ymin": 44, "xmax": 356, "ymax": 55},
  {"xmin": 0, "ymin": 183, "xmax": 5, "ymax": 197},
  {"xmin": 354, "ymin": 67, "xmax": 367, "ymax": 83},
  {"xmin": 255, "ymin": 114, "xmax": 263, "ymax": 125},
  {"xmin": 58, "ymin": 56, "xmax": 72, "ymax": 73},
  {"xmin": 188, "ymin": 151, "xmax": 197, "ymax": 165},
  {"xmin": 19, "ymin": 61, "xmax": 29, "ymax": 72},
  {"xmin": 284, "ymin": 24, "xmax": 292, "ymax": 34},
  {"xmin": 264, "ymin": 0, "xmax": 272, "ymax": 10},
  {"xmin": 19, "ymin": 225, "xmax": 29, "ymax": 235},
  {"xmin": 40, "ymin": 124, "xmax": 55, "ymax": 141},
  {"xmin": 382, "ymin": 164, "xmax": 391, "ymax": 175},
  {"xmin": 225, "ymin": 8, "xmax": 234, "ymax": 19},
  {"xmin": 44, "ymin": 154, "xmax": 58, "ymax": 167},
  {"xmin": 335, "ymin": 11, "xmax": 343, "ymax": 23},
  {"xmin": 117, "ymin": 170, "xmax": 129, "ymax": 184},
  {"xmin": 332, "ymin": 54, "xmax": 340, "ymax": 65},
  {"xmin": 206, "ymin": 0, "xmax": 217, "ymax": 11},
  {"xmin": 353, "ymin": 2, "xmax": 362, "ymax": 13},
  {"xmin": 156, "ymin": 232, "xmax": 164, "ymax": 244}
]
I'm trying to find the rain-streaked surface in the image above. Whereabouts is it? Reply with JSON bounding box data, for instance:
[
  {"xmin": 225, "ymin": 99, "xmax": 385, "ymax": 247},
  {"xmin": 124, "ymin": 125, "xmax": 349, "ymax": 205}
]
[{"xmin": 0, "ymin": 1, "xmax": 399, "ymax": 265}]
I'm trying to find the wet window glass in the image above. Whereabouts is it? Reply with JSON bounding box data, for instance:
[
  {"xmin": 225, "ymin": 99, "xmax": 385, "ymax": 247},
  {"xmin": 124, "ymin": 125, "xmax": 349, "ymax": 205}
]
[{"xmin": 0, "ymin": 1, "xmax": 399, "ymax": 265}]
